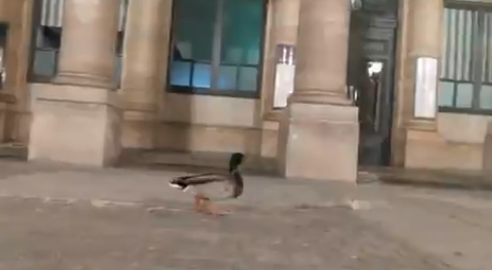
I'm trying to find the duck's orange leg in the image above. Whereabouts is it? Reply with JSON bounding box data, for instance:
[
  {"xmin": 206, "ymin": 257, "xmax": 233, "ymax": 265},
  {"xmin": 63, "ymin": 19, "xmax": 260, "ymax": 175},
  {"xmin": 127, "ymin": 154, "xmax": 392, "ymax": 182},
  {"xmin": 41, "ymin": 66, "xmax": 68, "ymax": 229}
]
[
  {"xmin": 202, "ymin": 199, "xmax": 230, "ymax": 218},
  {"xmin": 194, "ymin": 195, "xmax": 205, "ymax": 212}
]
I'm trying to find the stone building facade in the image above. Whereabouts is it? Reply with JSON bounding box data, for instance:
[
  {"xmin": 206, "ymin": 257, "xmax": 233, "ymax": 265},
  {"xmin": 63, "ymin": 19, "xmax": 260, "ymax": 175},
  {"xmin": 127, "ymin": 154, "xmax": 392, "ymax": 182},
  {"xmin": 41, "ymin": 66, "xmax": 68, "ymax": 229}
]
[{"xmin": 0, "ymin": 0, "xmax": 490, "ymax": 182}]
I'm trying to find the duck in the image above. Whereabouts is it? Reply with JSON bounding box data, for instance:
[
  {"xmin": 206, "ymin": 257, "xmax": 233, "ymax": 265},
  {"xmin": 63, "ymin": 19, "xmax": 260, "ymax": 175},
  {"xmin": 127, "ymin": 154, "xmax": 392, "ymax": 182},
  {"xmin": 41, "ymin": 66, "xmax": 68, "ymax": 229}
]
[{"xmin": 168, "ymin": 152, "xmax": 245, "ymax": 216}]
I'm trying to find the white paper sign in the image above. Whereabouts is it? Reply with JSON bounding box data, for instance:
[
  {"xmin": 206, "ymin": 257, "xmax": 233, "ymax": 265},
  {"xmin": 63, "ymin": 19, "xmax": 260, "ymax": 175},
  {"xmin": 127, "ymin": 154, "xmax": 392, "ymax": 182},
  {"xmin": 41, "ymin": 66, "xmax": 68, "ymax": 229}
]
[
  {"xmin": 414, "ymin": 57, "xmax": 438, "ymax": 119},
  {"xmin": 273, "ymin": 44, "xmax": 296, "ymax": 108},
  {"xmin": 274, "ymin": 64, "xmax": 296, "ymax": 108}
]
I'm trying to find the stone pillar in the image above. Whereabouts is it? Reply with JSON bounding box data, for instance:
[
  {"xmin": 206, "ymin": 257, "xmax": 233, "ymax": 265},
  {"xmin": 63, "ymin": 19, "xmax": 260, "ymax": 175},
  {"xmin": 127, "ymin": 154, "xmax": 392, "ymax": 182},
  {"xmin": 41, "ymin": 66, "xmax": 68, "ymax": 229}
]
[
  {"xmin": 54, "ymin": 0, "xmax": 121, "ymax": 88},
  {"xmin": 406, "ymin": 0, "xmax": 443, "ymax": 130},
  {"xmin": 271, "ymin": 0, "xmax": 300, "ymax": 172},
  {"xmin": 28, "ymin": 0, "xmax": 123, "ymax": 166},
  {"xmin": 262, "ymin": 0, "xmax": 299, "ymax": 119},
  {"xmin": 271, "ymin": 0, "xmax": 300, "ymax": 49},
  {"xmin": 289, "ymin": 0, "xmax": 351, "ymax": 106},
  {"xmin": 403, "ymin": 0, "xmax": 445, "ymax": 168},
  {"xmin": 120, "ymin": 0, "xmax": 173, "ymax": 149},
  {"xmin": 281, "ymin": 0, "xmax": 359, "ymax": 182}
]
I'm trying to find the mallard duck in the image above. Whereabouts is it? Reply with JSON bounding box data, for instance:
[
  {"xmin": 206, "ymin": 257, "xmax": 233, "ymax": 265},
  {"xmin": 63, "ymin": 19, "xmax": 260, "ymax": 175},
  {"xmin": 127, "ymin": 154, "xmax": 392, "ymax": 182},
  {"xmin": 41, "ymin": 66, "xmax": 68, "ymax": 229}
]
[{"xmin": 169, "ymin": 152, "xmax": 244, "ymax": 216}]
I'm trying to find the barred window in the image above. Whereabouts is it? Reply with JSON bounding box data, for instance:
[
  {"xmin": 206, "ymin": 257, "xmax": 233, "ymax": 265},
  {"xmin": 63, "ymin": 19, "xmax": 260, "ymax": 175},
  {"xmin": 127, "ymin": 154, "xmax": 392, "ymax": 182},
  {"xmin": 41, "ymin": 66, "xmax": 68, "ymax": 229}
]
[
  {"xmin": 29, "ymin": 0, "xmax": 128, "ymax": 86},
  {"xmin": 440, "ymin": 4, "xmax": 492, "ymax": 114}
]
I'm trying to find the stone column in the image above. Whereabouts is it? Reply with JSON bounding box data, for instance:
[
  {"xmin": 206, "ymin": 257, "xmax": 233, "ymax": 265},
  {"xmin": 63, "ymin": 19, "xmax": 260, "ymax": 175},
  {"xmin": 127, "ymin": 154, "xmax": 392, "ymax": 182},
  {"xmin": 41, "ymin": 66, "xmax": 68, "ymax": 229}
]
[
  {"xmin": 28, "ymin": 0, "xmax": 123, "ymax": 166},
  {"xmin": 402, "ymin": 0, "xmax": 444, "ymax": 168},
  {"xmin": 280, "ymin": 0, "xmax": 359, "ymax": 182},
  {"xmin": 54, "ymin": 0, "xmax": 121, "ymax": 88},
  {"xmin": 406, "ymin": 0, "xmax": 443, "ymax": 130},
  {"xmin": 272, "ymin": 0, "xmax": 300, "ymax": 51},
  {"xmin": 120, "ymin": 0, "xmax": 173, "ymax": 149},
  {"xmin": 272, "ymin": 0, "xmax": 300, "ymax": 171},
  {"xmin": 289, "ymin": 0, "xmax": 351, "ymax": 105},
  {"xmin": 262, "ymin": 0, "xmax": 300, "ymax": 120}
]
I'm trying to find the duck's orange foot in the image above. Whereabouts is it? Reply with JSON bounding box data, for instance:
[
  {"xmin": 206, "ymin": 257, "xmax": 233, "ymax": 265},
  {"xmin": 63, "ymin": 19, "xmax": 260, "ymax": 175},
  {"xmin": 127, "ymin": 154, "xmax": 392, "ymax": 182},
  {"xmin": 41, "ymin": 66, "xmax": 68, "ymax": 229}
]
[{"xmin": 203, "ymin": 200, "xmax": 232, "ymax": 218}]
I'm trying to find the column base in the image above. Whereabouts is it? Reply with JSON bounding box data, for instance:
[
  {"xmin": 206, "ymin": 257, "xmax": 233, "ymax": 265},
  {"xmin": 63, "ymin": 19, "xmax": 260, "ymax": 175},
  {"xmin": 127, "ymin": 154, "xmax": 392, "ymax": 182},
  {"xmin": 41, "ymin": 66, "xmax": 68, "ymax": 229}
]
[
  {"xmin": 54, "ymin": 72, "xmax": 116, "ymax": 89},
  {"xmin": 28, "ymin": 84, "xmax": 122, "ymax": 167},
  {"xmin": 404, "ymin": 129, "xmax": 482, "ymax": 170},
  {"xmin": 406, "ymin": 118, "xmax": 437, "ymax": 131},
  {"xmin": 121, "ymin": 109, "xmax": 158, "ymax": 149},
  {"xmin": 281, "ymin": 102, "xmax": 359, "ymax": 182},
  {"xmin": 289, "ymin": 89, "xmax": 353, "ymax": 106}
]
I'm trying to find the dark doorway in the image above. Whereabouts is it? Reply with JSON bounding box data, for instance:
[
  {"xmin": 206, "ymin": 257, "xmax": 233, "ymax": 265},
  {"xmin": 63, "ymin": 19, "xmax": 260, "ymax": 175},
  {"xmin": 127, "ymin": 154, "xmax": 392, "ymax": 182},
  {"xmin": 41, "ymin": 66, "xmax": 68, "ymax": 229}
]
[{"xmin": 347, "ymin": 0, "xmax": 398, "ymax": 166}]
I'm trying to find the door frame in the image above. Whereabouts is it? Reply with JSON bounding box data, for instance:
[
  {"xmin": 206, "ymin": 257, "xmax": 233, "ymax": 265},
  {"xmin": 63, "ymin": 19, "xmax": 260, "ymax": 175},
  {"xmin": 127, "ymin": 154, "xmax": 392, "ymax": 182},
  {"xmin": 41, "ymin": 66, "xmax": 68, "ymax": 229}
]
[{"xmin": 348, "ymin": 6, "xmax": 399, "ymax": 166}]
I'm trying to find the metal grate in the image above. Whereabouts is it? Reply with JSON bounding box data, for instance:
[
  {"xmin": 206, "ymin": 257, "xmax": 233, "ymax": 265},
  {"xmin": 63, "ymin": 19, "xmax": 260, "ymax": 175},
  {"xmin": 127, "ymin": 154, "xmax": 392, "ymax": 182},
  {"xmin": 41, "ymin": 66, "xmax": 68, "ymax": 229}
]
[
  {"xmin": 39, "ymin": 0, "xmax": 128, "ymax": 31},
  {"xmin": 440, "ymin": 6, "xmax": 492, "ymax": 113}
]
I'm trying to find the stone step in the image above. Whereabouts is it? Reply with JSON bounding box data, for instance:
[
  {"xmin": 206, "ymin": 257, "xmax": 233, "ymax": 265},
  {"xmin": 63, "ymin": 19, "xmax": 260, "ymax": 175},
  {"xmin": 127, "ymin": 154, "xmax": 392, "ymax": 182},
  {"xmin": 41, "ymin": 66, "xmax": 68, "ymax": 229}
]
[
  {"xmin": 119, "ymin": 149, "xmax": 279, "ymax": 175},
  {"xmin": 0, "ymin": 142, "xmax": 27, "ymax": 160}
]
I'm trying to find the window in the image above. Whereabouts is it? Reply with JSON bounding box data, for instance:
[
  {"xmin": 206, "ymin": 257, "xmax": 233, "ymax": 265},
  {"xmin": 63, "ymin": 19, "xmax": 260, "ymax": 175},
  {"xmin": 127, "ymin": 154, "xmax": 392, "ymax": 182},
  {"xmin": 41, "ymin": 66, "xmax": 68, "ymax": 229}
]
[
  {"xmin": 0, "ymin": 23, "xmax": 8, "ymax": 90},
  {"xmin": 29, "ymin": 0, "xmax": 127, "ymax": 86},
  {"xmin": 440, "ymin": 4, "xmax": 492, "ymax": 114},
  {"xmin": 168, "ymin": 0, "xmax": 266, "ymax": 97},
  {"xmin": 31, "ymin": 26, "xmax": 61, "ymax": 79}
]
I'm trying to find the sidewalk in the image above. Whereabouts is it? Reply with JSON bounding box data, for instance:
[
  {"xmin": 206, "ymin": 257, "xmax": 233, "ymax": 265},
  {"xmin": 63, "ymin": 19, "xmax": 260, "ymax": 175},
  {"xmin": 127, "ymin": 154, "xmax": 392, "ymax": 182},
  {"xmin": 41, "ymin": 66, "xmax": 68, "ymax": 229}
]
[
  {"xmin": 363, "ymin": 166, "xmax": 492, "ymax": 191},
  {"xmin": 3, "ymin": 142, "xmax": 491, "ymax": 192},
  {"xmin": 0, "ymin": 160, "xmax": 491, "ymax": 269},
  {"xmin": 0, "ymin": 160, "xmax": 369, "ymax": 210}
]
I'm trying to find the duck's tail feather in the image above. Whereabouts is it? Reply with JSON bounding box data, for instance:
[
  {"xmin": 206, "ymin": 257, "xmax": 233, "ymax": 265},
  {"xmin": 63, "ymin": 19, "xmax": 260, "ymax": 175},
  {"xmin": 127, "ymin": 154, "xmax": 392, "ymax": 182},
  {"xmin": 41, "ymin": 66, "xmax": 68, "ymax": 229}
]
[{"xmin": 169, "ymin": 177, "xmax": 188, "ymax": 190}]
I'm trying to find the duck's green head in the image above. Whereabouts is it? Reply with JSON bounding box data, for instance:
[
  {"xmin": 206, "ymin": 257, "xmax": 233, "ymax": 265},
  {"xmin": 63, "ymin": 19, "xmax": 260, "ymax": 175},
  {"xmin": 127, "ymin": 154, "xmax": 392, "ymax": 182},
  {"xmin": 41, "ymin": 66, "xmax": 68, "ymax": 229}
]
[{"xmin": 229, "ymin": 152, "xmax": 244, "ymax": 172}]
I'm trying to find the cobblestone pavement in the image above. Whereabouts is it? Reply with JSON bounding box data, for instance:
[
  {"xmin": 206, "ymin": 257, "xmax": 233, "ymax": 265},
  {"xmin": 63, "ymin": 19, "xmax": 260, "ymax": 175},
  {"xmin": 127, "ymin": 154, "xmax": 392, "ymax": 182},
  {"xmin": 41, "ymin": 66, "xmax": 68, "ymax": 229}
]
[{"xmin": 0, "ymin": 197, "xmax": 454, "ymax": 270}]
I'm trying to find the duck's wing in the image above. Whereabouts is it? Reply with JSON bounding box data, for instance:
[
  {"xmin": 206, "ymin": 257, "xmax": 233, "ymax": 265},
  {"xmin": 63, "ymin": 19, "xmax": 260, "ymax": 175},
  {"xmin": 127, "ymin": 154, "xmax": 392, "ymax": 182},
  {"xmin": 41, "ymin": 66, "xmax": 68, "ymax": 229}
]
[
  {"xmin": 171, "ymin": 173, "xmax": 229, "ymax": 187},
  {"xmin": 170, "ymin": 173, "xmax": 238, "ymax": 200}
]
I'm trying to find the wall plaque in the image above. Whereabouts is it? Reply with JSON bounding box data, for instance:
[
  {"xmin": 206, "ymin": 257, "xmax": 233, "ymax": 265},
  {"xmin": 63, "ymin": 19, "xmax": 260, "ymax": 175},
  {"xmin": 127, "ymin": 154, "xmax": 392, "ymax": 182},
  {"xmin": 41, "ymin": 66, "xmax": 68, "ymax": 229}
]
[
  {"xmin": 414, "ymin": 57, "xmax": 438, "ymax": 119},
  {"xmin": 273, "ymin": 44, "xmax": 296, "ymax": 109}
]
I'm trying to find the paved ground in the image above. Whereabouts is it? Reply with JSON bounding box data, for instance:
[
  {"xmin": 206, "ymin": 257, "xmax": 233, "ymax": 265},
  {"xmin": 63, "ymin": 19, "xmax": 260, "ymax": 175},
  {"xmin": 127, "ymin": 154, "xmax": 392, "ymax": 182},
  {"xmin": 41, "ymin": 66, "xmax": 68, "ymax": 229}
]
[
  {"xmin": 368, "ymin": 166, "xmax": 492, "ymax": 191},
  {"xmin": 0, "ymin": 160, "xmax": 491, "ymax": 269},
  {"xmin": 359, "ymin": 187, "xmax": 492, "ymax": 270},
  {"xmin": 0, "ymin": 197, "xmax": 453, "ymax": 270}
]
